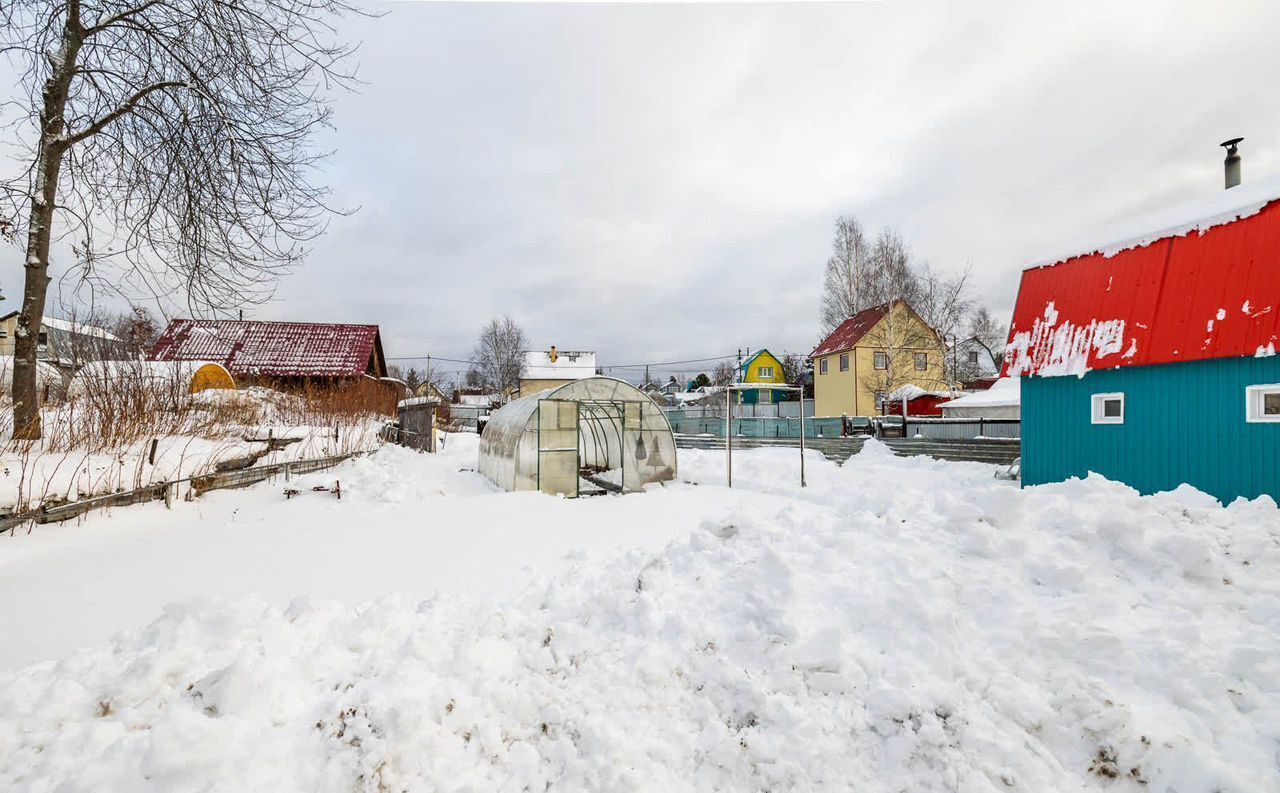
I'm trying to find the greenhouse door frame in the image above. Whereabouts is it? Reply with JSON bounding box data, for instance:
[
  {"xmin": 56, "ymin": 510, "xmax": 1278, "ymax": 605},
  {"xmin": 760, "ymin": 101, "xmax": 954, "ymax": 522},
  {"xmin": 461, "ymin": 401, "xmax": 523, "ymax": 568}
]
[
  {"xmin": 537, "ymin": 397, "xmax": 656, "ymax": 496},
  {"xmin": 535, "ymin": 398, "xmax": 580, "ymax": 497}
]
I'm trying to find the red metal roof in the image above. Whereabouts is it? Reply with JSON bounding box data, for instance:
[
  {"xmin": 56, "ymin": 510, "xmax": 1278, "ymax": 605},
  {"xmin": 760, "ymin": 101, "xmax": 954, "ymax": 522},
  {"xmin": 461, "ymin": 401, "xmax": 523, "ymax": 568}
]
[
  {"xmin": 810, "ymin": 303, "xmax": 891, "ymax": 358},
  {"xmin": 149, "ymin": 319, "xmax": 384, "ymax": 378},
  {"xmin": 1005, "ymin": 198, "xmax": 1280, "ymax": 377}
]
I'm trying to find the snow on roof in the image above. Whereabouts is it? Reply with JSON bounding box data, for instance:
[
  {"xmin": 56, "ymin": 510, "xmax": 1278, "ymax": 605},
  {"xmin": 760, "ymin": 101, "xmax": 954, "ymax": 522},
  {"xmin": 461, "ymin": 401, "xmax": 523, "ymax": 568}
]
[
  {"xmin": 456, "ymin": 393, "xmax": 497, "ymax": 407},
  {"xmin": 397, "ymin": 395, "xmax": 439, "ymax": 409},
  {"xmin": 149, "ymin": 319, "xmax": 382, "ymax": 378},
  {"xmin": 1029, "ymin": 176, "xmax": 1280, "ymax": 269},
  {"xmin": 523, "ymin": 349, "xmax": 597, "ymax": 381},
  {"xmin": 810, "ymin": 304, "xmax": 890, "ymax": 358},
  {"xmin": 938, "ymin": 377, "xmax": 1021, "ymax": 409},
  {"xmin": 887, "ymin": 384, "xmax": 957, "ymax": 401},
  {"xmin": 4, "ymin": 314, "xmax": 122, "ymax": 340},
  {"xmin": 1006, "ymin": 193, "xmax": 1280, "ymax": 377}
]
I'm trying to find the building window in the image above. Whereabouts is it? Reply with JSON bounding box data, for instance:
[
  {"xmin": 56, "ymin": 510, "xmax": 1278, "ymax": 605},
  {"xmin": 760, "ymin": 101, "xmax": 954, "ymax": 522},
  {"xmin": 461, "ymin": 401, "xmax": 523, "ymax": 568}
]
[
  {"xmin": 968, "ymin": 350, "xmax": 979, "ymax": 366},
  {"xmin": 874, "ymin": 352, "xmax": 888, "ymax": 370},
  {"xmin": 839, "ymin": 353, "xmax": 849, "ymax": 372},
  {"xmin": 1246, "ymin": 384, "xmax": 1280, "ymax": 423},
  {"xmin": 914, "ymin": 353, "xmax": 928, "ymax": 371},
  {"xmin": 819, "ymin": 358, "xmax": 828, "ymax": 375},
  {"xmin": 1091, "ymin": 392, "xmax": 1125, "ymax": 424},
  {"xmin": 37, "ymin": 331, "xmax": 47, "ymax": 346},
  {"xmin": 758, "ymin": 366, "xmax": 774, "ymax": 379}
]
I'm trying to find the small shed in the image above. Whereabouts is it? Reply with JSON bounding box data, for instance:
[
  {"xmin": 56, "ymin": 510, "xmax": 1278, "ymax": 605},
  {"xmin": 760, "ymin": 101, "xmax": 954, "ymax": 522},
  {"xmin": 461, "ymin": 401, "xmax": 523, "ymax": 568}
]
[
  {"xmin": 396, "ymin": 396, "xmax": 439, "ymax": 452},
  {"xmin": 884, "ymin": 384, "xmax": 960, "ymax": 417},
  {"xmin": 479, "ymin": 377, "xmax": 676, "ymax": 497},
  {"xmin": 937, "ymin": 377, "xmax": 1021, "ymax": 419}
]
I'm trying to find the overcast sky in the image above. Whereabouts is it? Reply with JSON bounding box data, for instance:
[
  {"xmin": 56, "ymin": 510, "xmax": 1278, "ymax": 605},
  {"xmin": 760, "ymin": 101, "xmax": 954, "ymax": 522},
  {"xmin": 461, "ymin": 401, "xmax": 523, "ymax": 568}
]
[{"xmin": 3, "ymin": 0, "xmax": 1280, "ymax": 382}]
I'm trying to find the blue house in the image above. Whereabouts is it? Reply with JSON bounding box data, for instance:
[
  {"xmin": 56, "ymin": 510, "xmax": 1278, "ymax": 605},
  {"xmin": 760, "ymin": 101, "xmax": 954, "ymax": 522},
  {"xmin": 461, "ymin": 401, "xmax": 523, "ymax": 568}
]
[{"xmin": 1006, "ymin": 182, "xmax": 1280, "ymax": 503}]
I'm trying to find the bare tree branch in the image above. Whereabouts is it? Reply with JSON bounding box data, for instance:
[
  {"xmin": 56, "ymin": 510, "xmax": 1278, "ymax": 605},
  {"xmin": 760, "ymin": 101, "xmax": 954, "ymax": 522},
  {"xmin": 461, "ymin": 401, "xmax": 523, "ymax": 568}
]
[
  {"xmin": 65, "ymin": 79, "xmax": 184, "ymax": 143},
  {"xmin": 1, "ymin": 0, "xmax": 367, "ymax": 437}
]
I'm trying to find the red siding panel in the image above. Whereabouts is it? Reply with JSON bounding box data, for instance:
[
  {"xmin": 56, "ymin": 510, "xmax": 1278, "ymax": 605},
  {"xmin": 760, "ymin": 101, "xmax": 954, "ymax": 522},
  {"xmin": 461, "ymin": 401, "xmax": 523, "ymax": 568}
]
[{"xmin": 1005, "ymin": 199, "xmax": 1280, "ymax": 377}]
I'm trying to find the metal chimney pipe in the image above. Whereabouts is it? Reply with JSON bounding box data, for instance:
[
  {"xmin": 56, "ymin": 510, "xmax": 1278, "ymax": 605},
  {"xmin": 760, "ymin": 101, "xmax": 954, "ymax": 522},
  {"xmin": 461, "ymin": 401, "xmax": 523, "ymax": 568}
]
[{"xmin": 1221, "ymin": 137, "xmax": 1243, "ymax": 189}]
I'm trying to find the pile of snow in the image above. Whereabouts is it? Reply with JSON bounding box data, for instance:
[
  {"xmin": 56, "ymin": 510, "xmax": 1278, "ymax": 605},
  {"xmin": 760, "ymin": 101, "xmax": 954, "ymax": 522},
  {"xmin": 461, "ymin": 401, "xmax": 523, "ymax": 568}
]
[
  {"xmin": 1, "ymin": 439, "xmax": 1277, "ymax": 791},
  {"xmin": 0, "ymin": 355, "xmax": 64, "ymax": 397}
]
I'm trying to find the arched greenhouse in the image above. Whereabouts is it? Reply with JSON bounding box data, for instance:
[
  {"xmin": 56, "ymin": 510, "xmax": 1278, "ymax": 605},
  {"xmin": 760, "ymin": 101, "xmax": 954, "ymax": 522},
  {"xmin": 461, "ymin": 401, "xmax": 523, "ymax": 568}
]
[{"xmin": 479, "ymin": 377, "xmax": 677, "ymax": 496}]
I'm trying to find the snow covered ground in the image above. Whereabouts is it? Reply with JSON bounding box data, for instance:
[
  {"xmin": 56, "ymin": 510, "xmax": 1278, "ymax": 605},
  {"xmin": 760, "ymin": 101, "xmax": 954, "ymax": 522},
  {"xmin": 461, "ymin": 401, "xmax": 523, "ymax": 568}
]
[{"xmin": 1, "ymin": 435, "xmax": 1277, "ymax": 792}]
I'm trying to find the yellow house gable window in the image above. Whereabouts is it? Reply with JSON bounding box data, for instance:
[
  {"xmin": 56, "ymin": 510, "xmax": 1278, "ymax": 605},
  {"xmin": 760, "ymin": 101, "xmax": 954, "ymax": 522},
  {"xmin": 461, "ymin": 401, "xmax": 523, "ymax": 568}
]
[
  {"xmin": 839, "ymin": 353, "xmax": 849, "ymax": 372},
  {"xmin": 758, "ymin": 365, "xmax": 774, "ymax": 379},
  {"xmin": 819, "ymin": 358, "xmax": 828, "ymax": 375},
  {"xmin": 874, "ymin": 352, "xmax": 888, "ymax": 370},
  {"xmin": 914, "ymin": 353, "xmax": 928, "ymax": 371}
]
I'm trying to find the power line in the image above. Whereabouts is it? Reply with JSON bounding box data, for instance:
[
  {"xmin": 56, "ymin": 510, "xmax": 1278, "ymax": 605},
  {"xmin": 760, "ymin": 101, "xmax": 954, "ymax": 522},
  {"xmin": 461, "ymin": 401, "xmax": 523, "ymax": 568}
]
[{"xmin": 385, "ymin": 352, "xmax": 743, "ymax": 369}]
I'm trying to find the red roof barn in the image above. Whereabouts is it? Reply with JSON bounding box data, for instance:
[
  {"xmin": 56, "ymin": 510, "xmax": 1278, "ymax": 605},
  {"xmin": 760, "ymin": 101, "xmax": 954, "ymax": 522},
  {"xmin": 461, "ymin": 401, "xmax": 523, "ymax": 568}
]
[
  {"xmin": 1009, "ymin": 175, "xmax": 1280, "ymax": 503},
  {"xmin": 1005, "ymin": 184, "xmax": 1280, "ymax": 378},
  {"xmin": 149, "ymin": 319, "xmax": 387, "ymax": 380}
]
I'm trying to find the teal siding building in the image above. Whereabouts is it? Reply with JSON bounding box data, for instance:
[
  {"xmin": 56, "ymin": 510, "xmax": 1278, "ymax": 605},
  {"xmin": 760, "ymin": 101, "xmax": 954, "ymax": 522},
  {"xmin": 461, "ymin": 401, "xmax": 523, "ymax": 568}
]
[
  {"xmin": 1022, "ymin": 357, "xmax": 1280, "ymax": 502},
  {"xmin": 1007, "ymin": 186, "xmax": 1280, "ymax": 504}
]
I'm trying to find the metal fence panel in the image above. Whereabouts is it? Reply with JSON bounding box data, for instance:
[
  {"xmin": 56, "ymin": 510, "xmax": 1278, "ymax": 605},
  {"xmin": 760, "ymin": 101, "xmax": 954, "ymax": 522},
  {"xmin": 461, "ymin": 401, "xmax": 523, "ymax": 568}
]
[{"xmin": 903, "ymin": 418, "xmax": 1021, "ymax": 440}]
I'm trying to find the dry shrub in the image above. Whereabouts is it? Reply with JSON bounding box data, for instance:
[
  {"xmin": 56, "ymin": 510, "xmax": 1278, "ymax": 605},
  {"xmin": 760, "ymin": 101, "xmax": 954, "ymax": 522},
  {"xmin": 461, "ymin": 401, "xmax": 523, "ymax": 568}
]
[
  {"xmin": 49, "ymin": 362, "xmax": 242, "ymax": 453},
  {"xmin": 258, "ymin": 377, "xmax": 397, "ymax": 456}
]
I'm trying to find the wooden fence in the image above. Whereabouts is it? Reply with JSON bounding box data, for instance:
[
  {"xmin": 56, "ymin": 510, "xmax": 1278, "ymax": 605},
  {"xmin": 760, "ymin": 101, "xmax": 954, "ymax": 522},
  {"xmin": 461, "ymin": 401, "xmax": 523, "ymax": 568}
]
[
  {"xmin": 674, "ymin": 434, "xmax": 1021, "ymax": 466},
  {"xmin": 1, "ymin": 450, "xmax": 372, "ymax": 535}
]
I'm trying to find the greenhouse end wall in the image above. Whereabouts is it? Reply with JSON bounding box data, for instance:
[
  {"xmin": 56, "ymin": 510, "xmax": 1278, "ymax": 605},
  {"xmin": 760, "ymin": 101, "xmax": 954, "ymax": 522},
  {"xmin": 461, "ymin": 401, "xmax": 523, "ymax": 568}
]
[{"xmin": 478, "ymin": 377, "xmax": 677, "ymax": 496}]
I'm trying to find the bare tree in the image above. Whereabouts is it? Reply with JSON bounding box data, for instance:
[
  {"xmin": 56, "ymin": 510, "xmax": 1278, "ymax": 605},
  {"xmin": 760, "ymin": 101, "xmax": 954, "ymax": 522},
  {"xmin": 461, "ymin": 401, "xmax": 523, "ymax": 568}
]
[
  {"xmin": 780, "ymin": 353, "xmax": 804, "ymax": 384},
  {"xmin": 710, "ymin": 360, "xmax": 736, "ymax": 387},
  {"xmin": 913, "ymin": 263, "xmax": 973, "ymax": 383},
  {"xmin": 0, "ymin": 0, "xmax": 363, "ymax": 438},
  {"xmin": 819, "ymin": 220, "xmax": 932, "ymax": 335},
  {"xmin": 110, "ymin": 305, "xmax": 159, "ymax": 357},
  {"xmin": 819, "ymin": 216, "xmax": 874, "ymax": 335},
  {"xmin": 470, "ymin": 316, "xmax": 527, "ymax": 396},
  {"xmin": 967, "ymin": 306, "xmax": 1007, "ymax": 356}
]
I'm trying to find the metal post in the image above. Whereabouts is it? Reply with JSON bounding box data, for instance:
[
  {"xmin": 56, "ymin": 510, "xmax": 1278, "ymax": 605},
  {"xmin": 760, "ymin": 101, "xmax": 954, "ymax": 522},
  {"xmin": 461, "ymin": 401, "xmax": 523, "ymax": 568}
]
[
  {"xmin": 798, "ymin": 387, "xmax": 806, "ymax": 488},
  {"xmin": 725, "ymin": 386, "xmax": 732, "ymax": 488}
]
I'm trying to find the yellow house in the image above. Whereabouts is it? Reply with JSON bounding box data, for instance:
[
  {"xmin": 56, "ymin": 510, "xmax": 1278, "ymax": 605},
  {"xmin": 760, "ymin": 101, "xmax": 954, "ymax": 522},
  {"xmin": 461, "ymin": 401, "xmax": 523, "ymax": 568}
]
[
  {"xmin": 737, "ymin": 348, "xmax": 789, "ymax": 404},
  {"xmin": 809, "ymin": 300, "xmax": 950, "ymax": 417}
]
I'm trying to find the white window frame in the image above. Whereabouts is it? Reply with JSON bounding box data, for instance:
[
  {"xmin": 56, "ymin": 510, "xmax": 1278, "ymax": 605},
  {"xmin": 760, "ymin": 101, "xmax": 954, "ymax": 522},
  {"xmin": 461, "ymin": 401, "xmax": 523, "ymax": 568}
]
[
  {"xmin": 1091, "ymin": 392, "xmax": 1125, "ymax": 425},
  {"xmin": 757, "ymin": 365, "xmax": 774, "ymax": 379},
  {"xmin": 839, "ymin": 353, "xmax": 849, "ymax": 372},
  {"xmin": 914, "ymin": 352, "xmax": 928, "ymax": 371},
  {"xmin": 819, "ymin": 358, "xmax": 828, "ymax": 375},
  {"xmin": 1245, "ymin": 384, "xmax": 1280, "ymax": 423},
  {"xmin": 873, "ymin": 352, "xmax": 888, "ymax": 370},
  {"xmin": 968, "ymin": 350, "xmax": 979, "ymax": 366}
]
